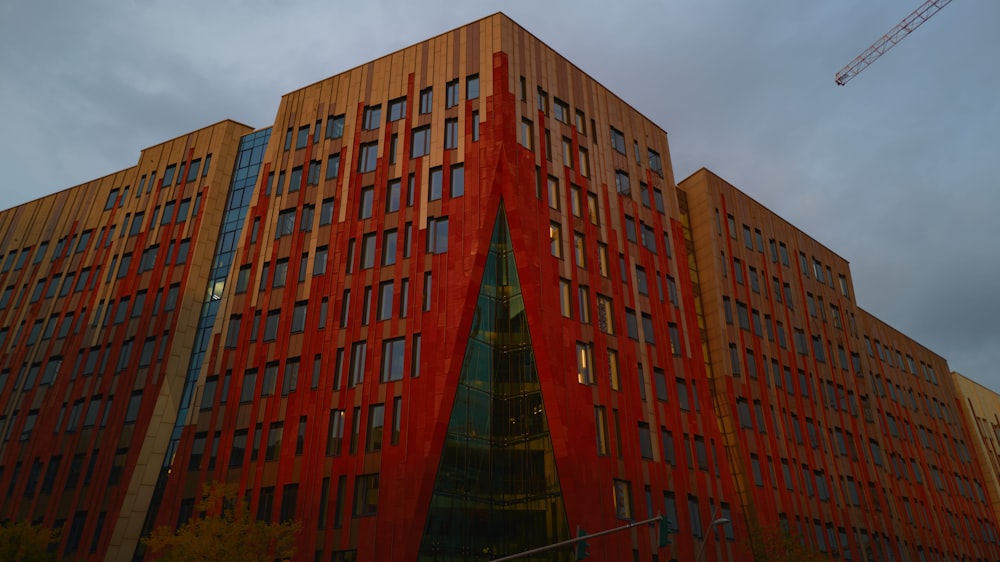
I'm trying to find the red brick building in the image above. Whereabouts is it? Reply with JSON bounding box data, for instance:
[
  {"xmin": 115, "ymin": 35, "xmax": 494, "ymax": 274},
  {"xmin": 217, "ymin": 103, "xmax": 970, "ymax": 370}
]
[{"xmin": 0, "ymin": 13, "xmax": 996, "ymax": 562}]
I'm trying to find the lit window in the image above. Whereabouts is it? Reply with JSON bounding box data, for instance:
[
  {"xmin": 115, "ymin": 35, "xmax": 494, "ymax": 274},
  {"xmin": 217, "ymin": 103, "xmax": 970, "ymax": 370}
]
[{"xmin": 576, "ymin": 342, "xmax": 594, "ymax": 384}]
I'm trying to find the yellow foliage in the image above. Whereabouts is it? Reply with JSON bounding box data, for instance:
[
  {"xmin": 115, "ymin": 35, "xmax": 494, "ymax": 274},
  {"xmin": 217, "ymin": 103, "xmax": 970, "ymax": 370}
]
[{"xmin": 144, "ymin": 481, "xmax": 301, "ymax": 562}]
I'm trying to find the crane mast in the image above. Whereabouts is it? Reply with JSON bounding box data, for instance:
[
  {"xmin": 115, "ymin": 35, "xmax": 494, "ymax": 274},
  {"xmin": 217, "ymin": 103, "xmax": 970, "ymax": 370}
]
[{"xmin": 835, "ymin": 0, "xmax": 952, "ymax": 85}]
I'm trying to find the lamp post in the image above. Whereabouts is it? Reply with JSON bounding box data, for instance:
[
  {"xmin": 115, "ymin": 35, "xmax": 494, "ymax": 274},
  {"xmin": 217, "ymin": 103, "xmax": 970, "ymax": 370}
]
[{"xmin": 694, "ymin": 518, "xmax": 730, "ymax": 562}]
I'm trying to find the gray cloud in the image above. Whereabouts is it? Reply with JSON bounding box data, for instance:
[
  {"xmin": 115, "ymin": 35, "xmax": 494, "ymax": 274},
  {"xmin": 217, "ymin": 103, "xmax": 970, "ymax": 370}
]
[{"xmin": 1, "ymin": 0, "xmax": 998, "ymax": 388}]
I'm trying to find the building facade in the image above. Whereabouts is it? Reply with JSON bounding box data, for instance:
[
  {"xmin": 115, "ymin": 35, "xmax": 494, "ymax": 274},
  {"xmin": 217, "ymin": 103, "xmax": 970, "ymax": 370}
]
[
  {"xmin": 678, "ymin": 169, "xmax": 999, "ymax": 560},
  {"xmin": 953, "ymin": 372, "xmax": 1000, "ymax": 530},
  {"xmin": 0, "ymin": 12, "xmax": 997, "ymax": 562}
]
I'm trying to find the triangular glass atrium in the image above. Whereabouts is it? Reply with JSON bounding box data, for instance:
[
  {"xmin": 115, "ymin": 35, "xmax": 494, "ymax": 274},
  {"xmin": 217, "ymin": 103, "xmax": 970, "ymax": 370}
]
[{"xmin": 418, "ymin": 204, "xmax": 570, "ymax": 561}]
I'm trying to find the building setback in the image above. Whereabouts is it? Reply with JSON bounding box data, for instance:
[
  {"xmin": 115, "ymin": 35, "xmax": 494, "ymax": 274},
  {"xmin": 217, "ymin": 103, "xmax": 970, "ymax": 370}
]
[{"xmin": 0, "ymin": 12, "xmax": 996, "ymax": 562}]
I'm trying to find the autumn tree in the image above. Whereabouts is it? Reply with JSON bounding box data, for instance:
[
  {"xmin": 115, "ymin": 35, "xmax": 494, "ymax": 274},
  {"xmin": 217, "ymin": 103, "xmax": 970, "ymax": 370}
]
[
  {"xmin": 0, "ymin": 520, "xmax": 61, "ymax": 562},
  {"xmin": 144, "ymin": 481, "xmax": 301, "ymax": 562},
  {"xmin": 746, "ymin": 518, "xmax": 832, "ymax": 562}
]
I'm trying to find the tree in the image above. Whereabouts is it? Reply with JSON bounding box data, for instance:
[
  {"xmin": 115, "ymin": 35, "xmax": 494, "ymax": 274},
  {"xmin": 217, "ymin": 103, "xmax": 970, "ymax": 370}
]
[
  {"xmin": 746, "ymin": 518, "xmax": 832, "ymax": 562},
  {"xmin": 0, "ymin": 520, "xmax": 61, "ymax": 562},
  {"xmin": 144, "ymin": 482, "xmax": 301, "ymax": 562}
]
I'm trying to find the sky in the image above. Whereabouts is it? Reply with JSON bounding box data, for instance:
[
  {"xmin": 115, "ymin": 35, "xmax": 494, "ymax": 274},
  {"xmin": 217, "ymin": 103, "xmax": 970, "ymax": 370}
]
[{"xmin": 1, "ymin": 0, "xmax": 997, "ymax": 390}]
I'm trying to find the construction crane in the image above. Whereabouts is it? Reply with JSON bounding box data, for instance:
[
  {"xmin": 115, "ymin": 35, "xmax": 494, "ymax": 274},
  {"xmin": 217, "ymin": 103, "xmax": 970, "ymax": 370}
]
[{"xmin": 835, "ymin": 0, "xmax": 952, "ymax": 85}]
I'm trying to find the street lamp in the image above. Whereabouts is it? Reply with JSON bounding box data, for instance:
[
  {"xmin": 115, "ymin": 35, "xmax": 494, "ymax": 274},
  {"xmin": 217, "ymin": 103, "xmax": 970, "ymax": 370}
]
[{"xmin": 694, "ymin": 518, "xmax": 730, "ymax": 562}]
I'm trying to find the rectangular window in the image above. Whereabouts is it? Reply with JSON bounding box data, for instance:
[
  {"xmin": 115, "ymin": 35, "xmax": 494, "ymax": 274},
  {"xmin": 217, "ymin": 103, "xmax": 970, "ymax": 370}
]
[
  {"xmin": 466, "ymin": 74, "xmax": 479, "ymax": 99},
  {"xmin": 265, "ymin": 422, "xmax": 283, "ymax": 461},
  {"xmin": 576, "ymin": 342, "xmax": 594, "ymax": 384},
  {"xmin": 446, "ymin": 79, "xmax": 459, "ymax": 107},
  {"xmin": 296, "ymin": 125, "xmax": 310, "ymax": 149},
  {"xmin": 362, "ymin": 105, "xmax": 381, "ymax": 130},
  {"xmin": 358, "ymin": 142, "xmax": 378, "ymax": 173},
  {"xmin": 444, "ymin": 118, "xmax": 458, "ymax": 149},
  {"xmin": 595, "ymin": 406, "xmax": 609, "ymax": 455},
  {"xmin": 381, "ymin": 337, "xmax": 406, "ymax": 382},
  {"xmin": 326, "ymin": 114, "xmax": 345, "ymax": 139},
  {"xmin": 610, "ymin": 127, "xmax": 626, "ymax": 153},
  {"xmin": 419, "ymin": 87, "xmax": 433, "ymax": 113},
  {"xmin": 613, "ymin": 479, "xmax": 633, "ymax": 519},
  {"xmin": 388, "ymin": 97, "xmax": 406, "ymax": 121},
  {"xmin": 450, "ymin": 165, "xmax": 464, "ymax": 197},
  {"xmin": 428, "ymin": 217, "xmax": 449, "ymax": 254},
  {"xmin": 615, "ymin": 170, "xmax": 630, "ymax": 196},
  {"xmin": 366, "ymin": 404, "xmax": 385, "ymax": 452},
  {"xmin": 350, "ymin": 341, "xmax": 367, "ymax": 386},
  {"xmin": 353, "ymin": 474, "xmax": 379, "ymax": 516},
  {"xmin": 411, "ymin": 126, "xmax": 430, "ymax": 158},
  {"xmin": 377, "ymin": 281, "xmax": 394, "ymax": 321},
  {"xmin": 520, "ymin": 119, "xmax": 534, "ymax": 150}
]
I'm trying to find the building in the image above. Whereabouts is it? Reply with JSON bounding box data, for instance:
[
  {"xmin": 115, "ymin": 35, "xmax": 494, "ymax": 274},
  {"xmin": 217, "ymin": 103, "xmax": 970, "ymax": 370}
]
[
  {"xmin": 0, "ymin": 12, "xmax": 997, "ymax": 562},
  {"xmin": 952, "ymin": 372, "xmax": 1000, "ymax": 528},
  {"xmin": 678, "ymin": 168, "xmax": 999, "ymax": 560}
]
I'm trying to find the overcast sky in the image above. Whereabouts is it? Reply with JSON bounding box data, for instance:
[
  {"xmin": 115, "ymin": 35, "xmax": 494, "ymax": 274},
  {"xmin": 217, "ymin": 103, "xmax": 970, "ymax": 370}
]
[{"xmin": 1, "ymin": 0, "xmax": 997, "ymax": 390}]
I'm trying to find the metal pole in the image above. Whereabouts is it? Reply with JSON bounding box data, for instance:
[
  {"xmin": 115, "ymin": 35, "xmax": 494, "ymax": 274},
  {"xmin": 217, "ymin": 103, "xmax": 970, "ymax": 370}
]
[
  {"xmin": 694, "ymin": 518, "xmax": 730, "ymax": 562},
  {"xmin": 489, "ymin": 515, "xmax": 663, "ymax": 562}
]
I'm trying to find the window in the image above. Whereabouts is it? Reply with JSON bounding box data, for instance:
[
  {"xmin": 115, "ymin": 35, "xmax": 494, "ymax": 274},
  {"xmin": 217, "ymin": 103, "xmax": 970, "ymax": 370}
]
[
  {"xmin": 573, "ymin": 232, "xmax": 586, "ymax": 268},
  {"xmin": 615, "ymin": 170, "xmax": 630, "ymax": 195},
  {"xmin": 444, "ymin": 118, "xmax": 458, "ymax": 149},
  {"xmin": 553, "ymin": 98, "xmax": 569, "ymax": 123},
  {"xmin": 265, "ymin": 422, "xmax": 283, "ymax": 461},
  {"xmin": 543, "ymin": 176, "xmax": 560, "ymax": 210},
  {"xmin": 450, "ymin": 165, "xmax": 464, "ymax": 197},
  {"xmin": 520, "ymin": 118, "xmax": 534, "ymax": 150},
  {"xmin": 359, "ymin": 186, "xmax": 374, "ymax": 219},
  {"xmin": 625, "ymin": 308, "xmax": 638, "ymax": 340},
  {"xmin": 445, "ymin": 79, "xmax": 459, "ymax": 107},
  {"xmin": 597, "ymin": 295, "xmax": 614, "ymax": 334},
  {"xmin": 549, "ymin": 222, "xmax": 562, "ymax": 258},
  {"xmin": 419, "ymin": 87, "xmax": 433, "ymax": 113},
  {"xmin": 291, "ymin": 302, "xmax": 307, "ymax": 333},
  {"xmin": 263, "ymin": 310, "xmax": 280, "ymax": 342},
  {"xmin": 358, "ymin": 142, "xmax": 378, "ymax": 173},
  {"xmin": 648, "ymin": 149, "xmax": 664, "ymax": 176},
  {"xmin": 366, "ymin": 404, "xmax": 386, "ymax": 453},
  {"xmin": 613, "ymin": 479, "xmax": 633, "ymax": 519},
  {"xmin": 360, "ymin": 233, "xmax": 376, "ymax": 269},
  {"xmin": 382, "ymin": 229, "xmax": 397, "ymax": 266},
  {"xmin": 578, "ymin": 285, "xmax": 590, "ymax": 323},
  {"xmin": 353, "ymin": 474, "xmax": 379, "ymax": 516},
  {"xmin": 362, "ymin": 105, "xmax": 381, "ymax": 130},
  {"xmin": 559, "ymin": 279, "xmax": 572, "ymax": 318},
  {"xmin": 428, "ymin": 167, "xmax": 443, "ymax": 200},
  {"xmin": 576, "ymin": 342, "xmax": 594, "ymax": 384},
  {"xmin": 466, "ymin": 74, "xmax": 479, "ymax": 99},
  {"xmin": 388, "ymin": 97, "xmax": 406, "ymax": 121},
  {"xmin": 377, "ymin": 281, "xmax": 393, "ymax": 321},
  {"xmin": 349, "ymin": 341, "xmax": 367, "ymax": 386},
  {"xmin": 411, "ymin": 126, "xmax": 430, "ymax": 158},
  {"xmin": 139, "ymin": 245, "xmax": 158, "ymax": 272},
  {"xmin": 610, "ymin": 127, "xmax": 626, "ymax": 153},
  {"xmin": 595, "ymin": 407, "xmax": 609, "ymax": 455},
  {"xmin": 326, "ymin": 114, "xmax": 345, "ymax": 139},
  {"xmin": 638, "ymin": 423, "xmax": 653, "ymax": 459},
  {"xmin": 428, "ymin": 217, "xmax": 449, "ymax": 254},
  {"xmin": 472, "ymin": 111, "xmax": 480, "ymax": 141}
]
